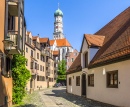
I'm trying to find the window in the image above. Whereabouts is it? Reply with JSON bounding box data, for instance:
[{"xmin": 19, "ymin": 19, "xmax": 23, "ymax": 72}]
[
  {"xmin": 31, "ymin": 50, "xmax": 33, "ymax": 57},
  {"xmin": 29, "ymin": 38, "xmax": 31, "ymax": 45},
  {"xmin": 88, "ymin": 74, "xmax": 94, "ymax": 86},
  {"xmin": 69, "ymin": 77, "xmax": 72, "ymax": 86},
  {"xmin": 26, "ymin": 60, "xmax": 28, "ymax": 66},
  {"xmin": 37, "ymin": 75, "xmax": 39, "ymax": 81},
  {"xmin": 107, "ymin": 70, "xmax": 118, "ymax": 88},
  {"xmin": 26, "ymin": 47, "xmax": 28, "ymax": 53},
  {"xmin": 35, "ymin": 63, "xmax": 37, "ymax": 69},
  {"xmin": 76, "ymin": 76, "xmax": 80, "ymax": 86},
  {"xmin": 62, "ymin": 48, "xmax": 65, "ymax": 53},
  {"xmin": 37, "ymin": 76, "xmax": 45, "ymax": 81},
  {"xmin": 71, "ymin": 58, "xmax": 74, "ymax": 62},
  {"xmin": 8, "ymin": 16, "xmax": 15, "ymax": 30},
  {"xmin": 37, "ymin": 53, "xmax": 39, "ymax": 59},
  {"xmin": 40, "ymin": 65, "xmax": 42, "ymax": 71},
  {"xmin": 40, "ymin": 55, "xmax": 42, "ymax": 61},
  {"xmin": 30, "ymin": 62, "xmax": 33, "ymax": 69},
  {"xmin": 84, "ymin": 52, "xmax": 88, "ymax": 68},
  {"xmin": 6, "ymin": 57, "xmax": 11, "ymax": 73},
  {"xmin": 43, "ymin": 66, "xmax": 44, "ymax": 72},
  {"xmin": 74, "ymin": 53, "xmax": 77, "ymax": 56},
  {"xmin": 37, "ymin": 64, "xmax": 39, "ymax": 70}
]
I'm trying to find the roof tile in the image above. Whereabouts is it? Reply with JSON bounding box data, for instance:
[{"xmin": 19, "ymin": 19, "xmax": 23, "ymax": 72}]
[{"xmin": 50, "ymin": 38, "xmax": 71, "ymax": 47}]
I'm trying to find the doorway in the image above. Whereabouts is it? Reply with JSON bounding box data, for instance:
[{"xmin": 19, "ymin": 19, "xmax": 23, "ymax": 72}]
[{"xmin": 82, "ymin": 74, "xmax": 86, "ymax": 96}]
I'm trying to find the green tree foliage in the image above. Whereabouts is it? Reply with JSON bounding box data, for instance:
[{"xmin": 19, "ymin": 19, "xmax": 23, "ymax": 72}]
[
  {"xmin": 57, "ymin": 60, "xmax": 66, "ymax": 82},
  {"xmin": 12, "ymin": 54, "xmax": 31, "ymax": 104}
]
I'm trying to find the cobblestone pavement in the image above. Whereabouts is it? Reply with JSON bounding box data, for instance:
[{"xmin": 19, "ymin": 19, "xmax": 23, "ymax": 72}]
[
  {"xmin": 15, "ymin": 87, "xmax": 117, "ymax": 107},
  {"xmin": 40, "ymin": 87, "xmax": 117, "ymax": 107}
]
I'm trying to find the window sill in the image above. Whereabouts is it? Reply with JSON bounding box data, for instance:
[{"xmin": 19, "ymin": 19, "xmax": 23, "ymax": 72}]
[
  {"xmin": 88, "ymin": 85, "xmax": 94, "ymax": 87},
  {"xmin": 107, "ymin": 85, "xmax": 118, "ymax": 88}
]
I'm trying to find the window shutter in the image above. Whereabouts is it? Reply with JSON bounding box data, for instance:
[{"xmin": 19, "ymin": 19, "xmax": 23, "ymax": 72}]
[
  {"xmin": 1, "ymin": 56, "xmax": 7, "ymax": 77},
  {"xmin": 30, "ymin": 62, "xmax": 33, "ymax": 69}
]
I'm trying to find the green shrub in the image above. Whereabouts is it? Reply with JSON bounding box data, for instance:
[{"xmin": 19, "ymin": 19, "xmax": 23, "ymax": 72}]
[
  {"xmin": 57, "ymin": 60, "xmax": 66, "ymax": 83},
  {"xmin": 12, "ymin": 54, "xmax": 31, "ymax": 104}
]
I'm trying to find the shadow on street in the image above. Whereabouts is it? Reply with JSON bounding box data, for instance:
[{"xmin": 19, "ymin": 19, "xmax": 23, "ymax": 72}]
[
  {"xmin": 15, "ymin": 104, "xmax": 37, "ymax": 107},
  {"xmin": 44, "ymin": 87, "xmax": 117, "ymax": 107}
]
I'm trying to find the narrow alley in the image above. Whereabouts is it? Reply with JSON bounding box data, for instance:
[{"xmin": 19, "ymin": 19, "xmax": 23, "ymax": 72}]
[{"xmin": 18, "ymin": 87, "xmax": 117, "ymax": 107}]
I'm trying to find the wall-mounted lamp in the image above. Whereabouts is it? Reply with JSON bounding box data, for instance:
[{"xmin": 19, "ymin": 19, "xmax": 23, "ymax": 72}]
[
  {"xmin": 2, "ymin": 35, "xmax": 14, "ymax": 53},
  {"xmin": 0, "ymin": 35, "xmax": 14, "ymax": 77}
]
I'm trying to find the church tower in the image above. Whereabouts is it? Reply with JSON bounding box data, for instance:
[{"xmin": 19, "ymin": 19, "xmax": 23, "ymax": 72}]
[{"xmin": 53, "ymin": 6, "xmax": 64, "ymax": 39}]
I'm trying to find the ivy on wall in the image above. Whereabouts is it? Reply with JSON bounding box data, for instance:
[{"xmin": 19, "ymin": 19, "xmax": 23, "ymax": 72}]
[{"xmin": 12, "ymin": 54, "xmax": 31, "ymax": 104}]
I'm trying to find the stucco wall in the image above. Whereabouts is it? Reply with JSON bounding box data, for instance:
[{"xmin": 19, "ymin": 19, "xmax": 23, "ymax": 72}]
[
  {"xmin": 81, "ymin": 39, "xmax": 90, "ymax": 68},
  {"xmin": 0, "ymin": 0, "xmax": 12, "ymax": 106},
  {"xmin": 87, "ymin": 60, "xmax": 130, "ymax": 107},
  {"xmin": 67, "ymin": 72, "xmax": 81, "ymax": 96}
]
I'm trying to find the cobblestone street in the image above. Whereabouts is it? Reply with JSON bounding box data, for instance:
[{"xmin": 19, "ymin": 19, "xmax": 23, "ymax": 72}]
[
  {"xmin": 40, "ymin": 87, "xmax": 117, "ymax": 107},
  {"xmin": 17, "ymin": 87, "xmax": 117, "ymax": 107},
  {"xmin": 17, "ymin": 87, "xmax": 115, "ymax": 107}
]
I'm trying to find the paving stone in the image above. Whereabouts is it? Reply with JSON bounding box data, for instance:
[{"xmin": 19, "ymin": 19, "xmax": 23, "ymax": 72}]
[
  {"xmin": 41, "ymin": 87, "xmax": 117, "ymax": 107},
  {"xmin": 19, "ymin": 87, "xmax": 117, "ymax": 107}
]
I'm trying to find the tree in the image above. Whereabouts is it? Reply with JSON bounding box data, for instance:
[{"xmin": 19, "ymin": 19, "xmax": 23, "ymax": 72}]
[
  {"xmin": 12, "ymin": 54, "xmax": 31, "ymax": 104},
  {"xmin": 57, "ymin": 60, "xmax": 66, "ymax": 83}
]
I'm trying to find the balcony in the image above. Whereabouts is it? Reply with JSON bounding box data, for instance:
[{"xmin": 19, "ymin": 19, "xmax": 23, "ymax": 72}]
[
  {"xmin": 46, "ymin": 62, "xmax": 50, "ymax": 67},
  {"xmin": 41, "ymin": 49, "xmax": 49, "ymax": 56},
  {"xmin": 54, "ymin": 59, "xmax": 59, "ymax": 63},
  {"xmin": 41, "ymin": 49, "xmax": 46, "ymax": 56},
  {"xmin": 46, "ymin": 71, "xmax": 50, "ymax": 76},
  {"xmin": 54, "ymin": 67, "xmax": 58, "ymax": 71},
  {"xmin": 31, "ymin": 69, "xmax": 37, "ymax": 75},
  {"xmin": 8, "ymin": 0, "xmax": 18, "ymax": 16},
  {"xmin": 8, "ymin": 31, "xmax": 22, "ymax": 54}
]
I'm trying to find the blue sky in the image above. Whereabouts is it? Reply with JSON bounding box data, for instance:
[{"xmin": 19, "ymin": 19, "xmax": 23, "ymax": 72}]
[{"xmin": 24, "ymin": 0, "xmax": 130, "ymax": 51}]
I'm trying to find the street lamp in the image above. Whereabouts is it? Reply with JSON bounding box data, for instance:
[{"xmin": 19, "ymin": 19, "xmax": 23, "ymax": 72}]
[{"xmin": 2, "ymin": 35, "xmax": 14, "ymax": 52}]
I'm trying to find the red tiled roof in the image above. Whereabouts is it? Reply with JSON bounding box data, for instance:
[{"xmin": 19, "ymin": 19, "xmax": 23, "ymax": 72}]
[
  {"xmin": 67, "ymin": 53, "xmax": 82, "ymax": 74},
  {"xmin": 53, "ymin": 51, "xmax": 59, "ymax": 56},
  {"xmin": 89, "ymin": 7, "xmax": 130, "ymax": 68},
  {"xmin": 39, "ymin": 38, "xmax": 49, "ymax": 43},
  {"xmin": 50, "ymin": 38, "xmax": 71, "ymax": 47},
  {"xmin": 95, "ymin": 6, "xmax": 130, "ymax": 45},
  {"xmin": 27, "ymin": 31, "xmax": 31, "ymax": 35},
  {"xmin": 85, "ymin": 34, "xmax": 105, "ymax": 47},
  {"xmin": 32, "ymin": 36, "xmax": 38, "ymax": 40}
]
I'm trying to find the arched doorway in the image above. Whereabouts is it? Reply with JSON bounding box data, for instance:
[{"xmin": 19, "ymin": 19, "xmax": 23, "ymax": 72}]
[{"xmin": 82, "ymin": 73, "xmax": 86, "ymax": 96}]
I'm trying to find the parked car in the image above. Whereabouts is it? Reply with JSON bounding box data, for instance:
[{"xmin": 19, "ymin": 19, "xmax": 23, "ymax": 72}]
[{"xmin": 53, "ymin": 83, "xmax": 61, "ymax": 87}]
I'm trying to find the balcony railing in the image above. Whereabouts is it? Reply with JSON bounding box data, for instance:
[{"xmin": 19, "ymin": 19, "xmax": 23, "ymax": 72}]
[
  {"xmin": 46, "ymin": 71, "xmax": 50, "ymax": 76},
  {"xmin": 54, "ymin": 59, "xmax": 59, "ymax": 63},
  {"xmin": 8, "ymin": 0, "xmax": 18, "ymax": 16},
  {"xmin": 8, "ymin": 31, "xmax": 22, "ymax": 54},
  {"xmin": 54, "ymin": 67, "xmax": 58, "ymax": 71},
  {"xmin": 31, "ymin": 69, "xmax": 37, "ymax": 75},
  {"xmin": 9, "ymin": 0, "xmax": 18, "ymax": 2},
  {"xmin": 46, "ymin": 62, "xmax": 50, "ymax": 67},
  {"xmin": 41, "ymin": 49, "xmax": 49, "ymax": 56}
]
